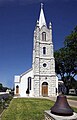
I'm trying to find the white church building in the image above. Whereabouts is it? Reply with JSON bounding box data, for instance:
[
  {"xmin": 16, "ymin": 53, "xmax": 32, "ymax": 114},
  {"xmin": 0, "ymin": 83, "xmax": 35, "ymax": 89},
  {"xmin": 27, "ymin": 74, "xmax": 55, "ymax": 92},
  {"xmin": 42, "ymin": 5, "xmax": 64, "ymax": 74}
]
[{"xmin": 14, "ymin": 3, "xmax": 58, "ymax": 97}]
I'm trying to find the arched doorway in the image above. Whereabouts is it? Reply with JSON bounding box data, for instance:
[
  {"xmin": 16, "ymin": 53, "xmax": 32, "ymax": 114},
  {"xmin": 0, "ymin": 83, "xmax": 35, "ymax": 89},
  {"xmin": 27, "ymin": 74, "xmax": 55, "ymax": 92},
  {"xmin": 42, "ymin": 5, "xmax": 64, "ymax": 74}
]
[
  {"xmin": 16, "ymin": 85, "xmax": 19, "ymax": 95},
  {"xmin": 42, "ymin": 82, "xmax": 48, "ymax": 97}
]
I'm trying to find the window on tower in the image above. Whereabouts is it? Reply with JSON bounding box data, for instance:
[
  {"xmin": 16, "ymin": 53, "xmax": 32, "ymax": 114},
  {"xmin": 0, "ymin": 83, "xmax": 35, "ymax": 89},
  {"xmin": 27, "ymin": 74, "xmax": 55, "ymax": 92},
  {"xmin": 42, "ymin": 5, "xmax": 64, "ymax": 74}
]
[
  {"xmin": 43, "ymin": 47, "xmax": 46, "ymax": 54},
  {"xmin": 43, "ymin": 63, "xmax": 47, "ymax": 67},
  {"xmin": 42, "ymin": 32, "xmax": 46, "ymax": 41}
]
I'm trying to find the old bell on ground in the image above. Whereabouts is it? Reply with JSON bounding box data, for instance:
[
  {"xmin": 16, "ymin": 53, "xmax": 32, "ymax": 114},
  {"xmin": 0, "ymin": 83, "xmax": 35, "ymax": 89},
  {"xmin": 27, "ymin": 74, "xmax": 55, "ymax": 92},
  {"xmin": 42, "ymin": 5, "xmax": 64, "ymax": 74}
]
[{"xmin": 50, "ymin": 94, "xmax": 74, "ymax": 116}]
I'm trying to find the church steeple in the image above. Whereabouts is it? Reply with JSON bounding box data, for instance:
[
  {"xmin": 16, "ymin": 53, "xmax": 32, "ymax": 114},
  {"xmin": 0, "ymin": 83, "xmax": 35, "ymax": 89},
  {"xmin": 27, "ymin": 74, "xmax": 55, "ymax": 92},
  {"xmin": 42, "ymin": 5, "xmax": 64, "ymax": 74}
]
[
  {"xmin": 39, "ymin": 3, "xmax": 47, "ymax": 29},
  {"xmin": 33, "ymin": 3, "xmax": 57, "ymax": 97}
]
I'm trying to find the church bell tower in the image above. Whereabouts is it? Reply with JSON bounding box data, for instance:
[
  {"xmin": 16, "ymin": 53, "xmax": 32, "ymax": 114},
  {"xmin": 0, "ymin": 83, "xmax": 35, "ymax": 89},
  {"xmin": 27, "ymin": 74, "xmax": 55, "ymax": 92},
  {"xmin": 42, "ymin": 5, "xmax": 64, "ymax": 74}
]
[{"xmin": 32, "ymin": 3, "xmax": 56, "ymax": 97}]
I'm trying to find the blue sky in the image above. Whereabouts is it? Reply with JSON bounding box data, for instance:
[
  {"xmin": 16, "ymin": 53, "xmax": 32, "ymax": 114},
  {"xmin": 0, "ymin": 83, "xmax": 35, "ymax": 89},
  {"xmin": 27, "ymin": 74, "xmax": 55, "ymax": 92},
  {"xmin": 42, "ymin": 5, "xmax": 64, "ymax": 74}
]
[{"xmin": 0, "ymin": 0, "xmax": 77, "ymax": 88}]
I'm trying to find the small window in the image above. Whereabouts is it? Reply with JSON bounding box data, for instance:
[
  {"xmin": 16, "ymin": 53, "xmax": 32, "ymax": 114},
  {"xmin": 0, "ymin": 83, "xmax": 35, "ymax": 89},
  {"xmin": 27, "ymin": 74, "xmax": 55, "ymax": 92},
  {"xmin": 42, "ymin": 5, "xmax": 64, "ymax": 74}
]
[
  {"xmin": 42, "ymin": 32, "xmax": 46, "ymax": 41},
  {"xmin": 43, "ymin": 47, "xmax": 46, "ymax": 54}
]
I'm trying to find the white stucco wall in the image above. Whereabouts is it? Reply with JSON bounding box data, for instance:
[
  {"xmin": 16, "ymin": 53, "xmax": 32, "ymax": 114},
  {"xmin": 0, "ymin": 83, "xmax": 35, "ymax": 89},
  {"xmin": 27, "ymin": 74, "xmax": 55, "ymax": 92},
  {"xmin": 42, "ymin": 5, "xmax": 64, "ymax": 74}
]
[{"xmin": 20, "ymin": 69, "xmax": 33, "ymax": 97}]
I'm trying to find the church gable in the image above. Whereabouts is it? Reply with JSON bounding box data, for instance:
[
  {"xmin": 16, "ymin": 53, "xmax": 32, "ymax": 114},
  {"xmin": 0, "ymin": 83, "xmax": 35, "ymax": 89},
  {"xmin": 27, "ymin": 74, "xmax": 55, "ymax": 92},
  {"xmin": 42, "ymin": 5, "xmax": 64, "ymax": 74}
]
[
  {"xmin": 20, "ymin": 68, "xmax": 33, "ymax": 81},
  {"xmin": 14, "ymin": 68, "xmax": 33, "ymax": 97}
]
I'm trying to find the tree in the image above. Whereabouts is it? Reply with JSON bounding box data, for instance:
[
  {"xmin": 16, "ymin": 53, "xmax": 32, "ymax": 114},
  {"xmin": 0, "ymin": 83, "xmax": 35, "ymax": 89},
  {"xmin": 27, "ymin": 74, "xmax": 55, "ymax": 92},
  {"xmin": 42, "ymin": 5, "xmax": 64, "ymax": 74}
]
[
  {"xmin": 0, "ymin": 83, "xmax": 3, "ymax": 90},
  {"xmin": 55, "ymin": 48, "xmax": 65, "ymax": 81},
  {"xmin": 0, "ymin": 83, "xmax": 8, "ymax": 92},
  {"xmin": 55, "ymin": 26, "xmax": 77, "ymax": 93},
  {"xmin": 64, "ymin": 26, "xmax": 77, "ymax": 78}
]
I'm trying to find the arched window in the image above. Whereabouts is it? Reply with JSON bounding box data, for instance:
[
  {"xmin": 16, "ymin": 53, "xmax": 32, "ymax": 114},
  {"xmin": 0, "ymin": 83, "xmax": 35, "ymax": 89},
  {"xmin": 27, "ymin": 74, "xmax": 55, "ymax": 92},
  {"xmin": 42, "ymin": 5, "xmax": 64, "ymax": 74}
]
[
  {"xmin": 28, "ymin": 77, "xmax": 31, "ymax": 90},
  {"xmin": 43, "ymin": 47, "xmax": 46, "ymax": 54},
  {"xmin": 16, "ymin": 85, "xmax": 19, "ymax": 94},
  {"xmin": 42, "ymin": 32, "xmax": 46, "ymax": 41}
]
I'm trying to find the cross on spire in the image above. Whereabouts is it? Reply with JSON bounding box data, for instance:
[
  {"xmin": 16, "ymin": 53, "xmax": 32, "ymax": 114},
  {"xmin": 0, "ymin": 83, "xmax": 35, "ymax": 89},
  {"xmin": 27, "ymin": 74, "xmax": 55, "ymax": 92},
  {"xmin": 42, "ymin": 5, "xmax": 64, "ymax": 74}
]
[{"xmin": 41, "ymin": 3, "xmax": 43, "ymax": 9}]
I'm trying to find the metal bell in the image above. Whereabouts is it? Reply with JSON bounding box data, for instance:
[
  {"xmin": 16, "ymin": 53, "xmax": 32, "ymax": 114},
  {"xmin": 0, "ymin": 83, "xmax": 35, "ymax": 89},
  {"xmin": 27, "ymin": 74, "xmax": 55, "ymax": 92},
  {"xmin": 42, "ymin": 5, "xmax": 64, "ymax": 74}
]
[{"xmin": 51, "ymin": 94, "xmax": 74, "ymax": 116}]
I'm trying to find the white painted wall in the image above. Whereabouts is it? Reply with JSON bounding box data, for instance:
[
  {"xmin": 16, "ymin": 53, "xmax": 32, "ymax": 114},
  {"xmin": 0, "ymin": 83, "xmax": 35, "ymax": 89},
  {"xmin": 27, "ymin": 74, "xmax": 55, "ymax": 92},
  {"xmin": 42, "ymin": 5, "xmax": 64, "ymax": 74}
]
[{"xmin": 20, "ymin": 69, "xmax": 33, "ymax": 97}]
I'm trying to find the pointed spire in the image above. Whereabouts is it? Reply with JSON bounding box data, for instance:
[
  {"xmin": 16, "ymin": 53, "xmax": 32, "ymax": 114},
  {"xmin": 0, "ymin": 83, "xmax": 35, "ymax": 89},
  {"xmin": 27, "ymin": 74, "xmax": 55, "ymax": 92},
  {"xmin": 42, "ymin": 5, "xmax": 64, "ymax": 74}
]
[
  {"xmin": 49, "ymin": 22, "xmax": 52, "ymax": 29},
  {"xmin": 39, "ymin": 3, "xmax": 47, "ymax": 29},
  {"xmin": 36, "ymin": 20, "xmax": 39, "ymax": 27}
]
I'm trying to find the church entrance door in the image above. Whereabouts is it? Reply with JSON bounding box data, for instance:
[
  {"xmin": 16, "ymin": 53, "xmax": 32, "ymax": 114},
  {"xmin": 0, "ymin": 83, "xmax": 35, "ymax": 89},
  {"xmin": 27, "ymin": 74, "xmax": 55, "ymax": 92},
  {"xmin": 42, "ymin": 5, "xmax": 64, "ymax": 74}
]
[{"xmin": 42, "ymin": 82, "xmax": 48, "ymax": 97}]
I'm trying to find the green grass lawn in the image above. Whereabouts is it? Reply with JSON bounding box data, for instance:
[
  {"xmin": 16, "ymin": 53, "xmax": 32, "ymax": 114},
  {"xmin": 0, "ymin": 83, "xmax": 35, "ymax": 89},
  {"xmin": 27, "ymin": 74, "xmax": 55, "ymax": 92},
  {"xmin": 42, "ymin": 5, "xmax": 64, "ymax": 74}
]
[
  {"xmin": 1, "ymin": 98, "xmax": 54, "ymax": 120},
  {"xmin": 68, "ymin": 97, "xmax": 77, "ymax": 101},
  {"xmin": 1, "ymin": 98, "xmax": 77, "ymax": 120}
]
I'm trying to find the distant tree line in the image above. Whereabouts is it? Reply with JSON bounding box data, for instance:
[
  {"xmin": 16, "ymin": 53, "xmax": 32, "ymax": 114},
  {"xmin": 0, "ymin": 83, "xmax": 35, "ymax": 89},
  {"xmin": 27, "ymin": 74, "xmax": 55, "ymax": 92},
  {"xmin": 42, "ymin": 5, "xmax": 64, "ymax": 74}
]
[
  {"xmin": 55, "ymin": 26, "xmax": 77, "ymax": 94},
  {"xmin": 0, "ymin": 83, "xmax": 9, "ymax": 92}
]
